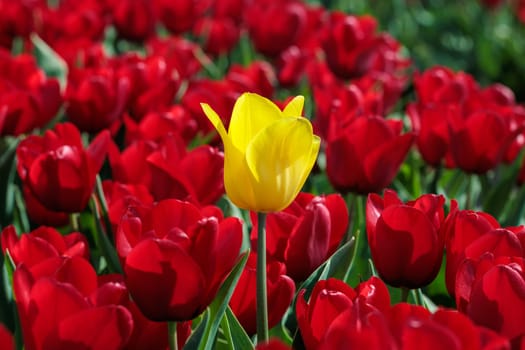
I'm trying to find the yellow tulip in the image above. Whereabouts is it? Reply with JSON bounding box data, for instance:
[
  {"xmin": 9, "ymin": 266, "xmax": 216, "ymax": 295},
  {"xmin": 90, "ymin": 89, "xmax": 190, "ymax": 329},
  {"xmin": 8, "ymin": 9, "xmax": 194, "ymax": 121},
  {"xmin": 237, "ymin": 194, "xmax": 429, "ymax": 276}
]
[{"xmin": 201, "ymin": 92, "xmax": 321, "ymax": 212}]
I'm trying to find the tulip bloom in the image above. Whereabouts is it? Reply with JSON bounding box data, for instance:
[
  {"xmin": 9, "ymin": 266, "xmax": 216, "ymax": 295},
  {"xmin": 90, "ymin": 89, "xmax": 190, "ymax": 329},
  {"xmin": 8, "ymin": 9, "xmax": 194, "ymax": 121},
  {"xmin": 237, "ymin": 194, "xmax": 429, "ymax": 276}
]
[
  {"xmin": 456, "ymin": 254, "xmax": 525, "ymax": 343},
  {"xmin": 16, "ymin": 122, "xmax": 109, "ymax": 213},
  {"xmin": 1, "ymin": 225, "xmax": 89, "ymax": 267},
  {"xmin": 366, "ymin": 190, "xmax": 446, "ymax": 288},
  {"xmin": 442, "ymin": 201, "xmax": 500, "ymax": 296},
  {"xmin": 296, "ymin": 277, "xmax": 392, "ymax": 349},
  {"xmin": 117, "ymin": 199, "xmax": 243, "ymax": 321},
  {"xmin": 251, "ymin": 192, "xmax": 348, "ymax": 282},
  {"xmin": 201, "ymin": 92, "xmax": 320, "ymax": 212},
  {"xmin": 326, "ymin": 116, "xmax": 414, "ymax": 194},
  {"xmin": 13, "ymin": 257, "xmax": 133, "ymax": 350}
]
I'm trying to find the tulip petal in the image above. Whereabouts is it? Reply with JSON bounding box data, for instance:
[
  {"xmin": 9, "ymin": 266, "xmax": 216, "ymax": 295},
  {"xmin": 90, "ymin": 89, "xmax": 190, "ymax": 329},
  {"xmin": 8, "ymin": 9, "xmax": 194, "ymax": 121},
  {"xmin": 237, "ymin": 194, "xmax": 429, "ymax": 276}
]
[
  {"xmin": 283, "ymin": 96, "xmax": 304, "ymax": 117},
  {"xmin": 229, "ymin": 93, "xmax": 283, "ymax": 151},
  {"xmin": 56, "ymin": 305, "xmax": 133, "ymax": 350},
  {"xmin": 246, "ymin": 117, "xmax": 320, "ymax": 212},
  {"xmin": 200, "ymin": 103, "xmax": 228, "ymax": 143}
]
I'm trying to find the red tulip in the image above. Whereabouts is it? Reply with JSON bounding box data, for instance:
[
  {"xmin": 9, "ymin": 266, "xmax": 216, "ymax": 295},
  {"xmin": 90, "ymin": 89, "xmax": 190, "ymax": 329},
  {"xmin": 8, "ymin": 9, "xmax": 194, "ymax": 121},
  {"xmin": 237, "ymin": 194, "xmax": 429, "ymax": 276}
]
[
  {"xmin": 366, "ymin": 190, "xmax": 445, "ymax": 288},
  {"xmin": 409, "ymin": 66, "xmax": 524, "ymax": 171},
  {"xmin": 456, "ymin": 254, "xmax": 525, "ymax": 344},
  {"xmin": 413, "ymin": 66, "xmax": 477, "ymax": 106},
  {"xmin": 276, "ymin": 46, "xmax": 309, "ymax": 88},
  {"xmin": 296, "ymin": 277, "xmax": 391, "ymax": 349},
  {"xmin": 321, "ymin": 12, "xmax": 409, "ymax": 80},
  {"xmin": 316, "ymin": 306, "xmax": 395, "ymax": 350},
  {"xmin": 442, "ymin": 201, "xmax": 500, "ymax": 296},
  {"xmin": 0, "ymin": 49, "xmax": 62, "ymax": 136},
  {"xmin": 96, "ymin": 274, "xmax": 192, "ymax": 350},
  {"xmin": 407, "ymin": 103, "xmax": 457, "ymax": 167},
  {"xmin": 0, "ymin": 324, "xmax": 13, "ymax": 350},
  {"xmin": 65, "ymin": 66, "xmax": 130, "ymax": 133},
  {"xmin": 21, "ymin": 186, "xmax": 69, "ymax": 227},
  {"xmin": 251, "ymin": 193, "xmax": 348, "ymax": 282},
  {"xmin": 113, "ymin": 54, "xmax": 180, "ymax": 120},
  {"xmin": 0, "ymin": 0, "xmax": 36, "ymax": 49},
  {"xmin": 123, "ymin": 106, "xmax": 198, "ymax": 145},
  {"xmin": 255, "ymin": 339, "xmax": 291, "ymax": 350},
  {"xmin": 226, "ymin": 62, "xmax": 276, "ymax": 99},
  {"xmin": 146, "ymin": 37, "xmax": 202, "ymax": 80},
  {"xmin": 13, "ymin": 257, "xmax": 133, "ymax": 350},
  {"xmin": 153, "ymin": 0, "xmax": 204, "ymax": 34},
  {"xmin": 16, "ymin": 122, "xmax": 109, "ymax": 213},
  {"xmin": 116, "ymin": 199, "xmax": 243, "ymax": 321},
  {"xmin": 326, "ymin": 116, "xmax": 414, "ymax": 194},
  {"xmin": 448, "ymin": 110, "xmax": 520, "ymax": 174},
  {"xmin": 244, "ymin": 0, "xmax": 307, "ymax": 57},
  {"xmin": 229, "ymin": 253, "xmax": 295, "ymax": 335},
  {"xmin": 102, "ymin": 180, "xmax": 154, "ymax": 234},
  {"xmin": 109, "ymin": 134, "xmax": 225, "ymax": 206},
  {"xmin": 193, "ymin": 17, "xmax": 240, "ymax": 56},
  {"xmin": 385, "ymin": 303, "xmax": 510, "ymax": 350},
  {"xmin": 1, "ymin": 225, "xmax": 89, "ymax": 267},
  {"xmin": 181, "ymin": 78, "xmax": 239, "ymax": 136},
  {"xmin": 111, "ymin": 0, "xmax": 155, "ymax": 42}
]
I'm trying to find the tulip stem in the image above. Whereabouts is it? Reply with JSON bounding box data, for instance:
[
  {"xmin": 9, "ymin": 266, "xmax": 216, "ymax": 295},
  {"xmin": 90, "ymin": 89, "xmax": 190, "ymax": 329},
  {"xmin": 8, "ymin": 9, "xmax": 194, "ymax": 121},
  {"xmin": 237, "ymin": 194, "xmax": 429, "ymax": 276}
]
[
  {"xmin": 256, "ymin": 212, "xmax": 269, "ymax": 344},
  {"xmin": 168, "ymin": 322, "xmax": 178, "ymax": 350},
  {"xmin": 429, "ymin": 165, "xmax": 442, "ymax": 194},
  {"xmin": 465, "ymin": 174, "xmax": 473, "ymax": 209},
  {"xmin": 401, "ymin": 287, "xmax": 410, "ymax": 303},
  {"xmin": 69, "ymin": 213, "xmax": 80, "ymax": 232}
]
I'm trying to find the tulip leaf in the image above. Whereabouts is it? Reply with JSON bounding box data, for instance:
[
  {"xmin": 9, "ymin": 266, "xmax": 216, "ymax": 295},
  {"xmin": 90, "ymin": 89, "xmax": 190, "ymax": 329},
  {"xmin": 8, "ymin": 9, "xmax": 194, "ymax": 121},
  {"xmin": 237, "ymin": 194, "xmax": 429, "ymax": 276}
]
[
  {"xmin": 30, "ymin": 34, "xmax": 68, "ymax": 90},
  {"xmin": 215, "ymin": 307, "xmax": 254, "ymax": 350},
  {"xmin": 89, "ymin": 198, "xmax": 123, "ymax": 274},
  {"xmin": 300, "ymin": 238, "xmax": 355, "ymax": 298},
  {"xmin": 503, "ymin": 185, "xmax": 525, "ymax": 226},
  {"xmin": 482, "ymin": 163, "xmax": 520, "ymax": 220},
  {"xmin": 269, "ymin": 309, "xmax": 293, "ymax": 345},
  {"xmin": 0, "ymin": 251, "xmax": 16, "ymax": 332},
  {"xmin": 0, "ymin": 137, "xmax": 19, "ymax": 228},
  {"xmin": 184, "ymin": 252, "xmax": 249, "ymax": 350}
]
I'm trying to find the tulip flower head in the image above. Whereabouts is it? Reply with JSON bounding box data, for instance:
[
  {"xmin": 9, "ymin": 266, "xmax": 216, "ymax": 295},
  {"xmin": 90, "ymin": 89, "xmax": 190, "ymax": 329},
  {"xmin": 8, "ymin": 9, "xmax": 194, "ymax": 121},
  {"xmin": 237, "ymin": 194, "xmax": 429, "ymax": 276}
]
[{"xmin": 201, "ymin": 92, "xmax": 320, "ymax": 212}]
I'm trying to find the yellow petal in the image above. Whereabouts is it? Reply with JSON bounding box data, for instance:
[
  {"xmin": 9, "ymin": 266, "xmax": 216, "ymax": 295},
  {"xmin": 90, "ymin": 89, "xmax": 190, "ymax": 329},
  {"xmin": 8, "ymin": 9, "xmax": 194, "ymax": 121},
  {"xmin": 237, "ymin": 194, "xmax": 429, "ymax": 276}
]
[
  {"xmin": 282, "ymin": 95, "xmax": 304, "ymax": 117},
  {"xmin": 222, "ymin": 145, "xmax": 257, "ymax": 211},
  {"xmin": 228, "ymin": 93, "xmax": 283, "ymax": 151},
  {"xmin": 200, "ymin": 103, "xmax": 228, "ymax": 143},
  {"xmin": 245, "ymin": 117, "xmax": 320, "ymax": 212}
]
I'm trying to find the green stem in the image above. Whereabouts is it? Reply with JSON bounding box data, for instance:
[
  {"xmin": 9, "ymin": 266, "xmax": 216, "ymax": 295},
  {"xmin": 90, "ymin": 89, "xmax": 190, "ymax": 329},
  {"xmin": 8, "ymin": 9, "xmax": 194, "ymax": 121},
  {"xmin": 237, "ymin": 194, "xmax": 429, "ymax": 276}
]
[
  {"xmin": 69, "ymin": 213, "xmax": 80, "ymax": 232},
  {"xmin": 344, "ymin": 193, "xmax": 357, "ymax": 244},
  {"xmin": 168, "ymin": 322, "xmax": 178, "ymax": 350},
  {"xmin": 429, "ymin": 164, "xmax": 442, "ymax": 194},
  {"xmin": 401, "ymin": 287, "xmax": 410, "ymax": 303},
  {"xmin": 256, "ymin": 212, "xmax": 269, "ymax": 344},
  {"xmin": 412, "ymin": 288, "xmax": 424, "ymax": 306},
  {"xmin": 465, "ymin": 174, "xmax": 473, "ymax": 209}
]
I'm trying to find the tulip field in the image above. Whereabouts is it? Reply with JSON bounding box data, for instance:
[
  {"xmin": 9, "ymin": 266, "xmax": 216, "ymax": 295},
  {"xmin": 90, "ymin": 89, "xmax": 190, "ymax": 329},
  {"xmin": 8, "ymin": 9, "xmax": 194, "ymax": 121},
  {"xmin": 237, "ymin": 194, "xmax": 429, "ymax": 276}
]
[{"xmin": 3, "ymin": 0, "xmax": 525, "ymax": 349}]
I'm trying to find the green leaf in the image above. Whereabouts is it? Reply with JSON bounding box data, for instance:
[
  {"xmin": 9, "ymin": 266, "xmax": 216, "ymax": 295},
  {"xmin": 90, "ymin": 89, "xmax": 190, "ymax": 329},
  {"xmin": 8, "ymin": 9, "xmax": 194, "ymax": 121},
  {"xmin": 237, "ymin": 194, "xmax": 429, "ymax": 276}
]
[
  {"xmin": 482, "ymin": 163, "xmax": 520, "ymax": 220},
  {"xmin": 184, "ymin": 251, "xmax": 249, "ymax": 350},
  {"xmin": 219, "ymin": 307, "xmax": 254, "ymax": 350},
  {"xmin": 0, "ymin": 137, "xmax": 20, "ymax": 228},
  {"xmin": 295, "ymin": 238, "xmax": 355, "ymax": 303},
  {"xmin": 30, "ymin": 34, "xmax": 68, "ymax": 90},
  {"xmin": 269, "ymin": 308, "xmax": 293, "ymax": 346},
  {"xmin": 89, "ymin": 198, "xmax": 122, "ymax": 274}
]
